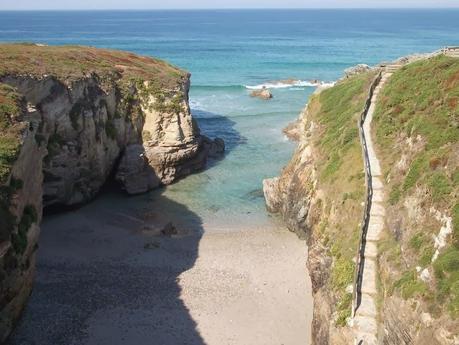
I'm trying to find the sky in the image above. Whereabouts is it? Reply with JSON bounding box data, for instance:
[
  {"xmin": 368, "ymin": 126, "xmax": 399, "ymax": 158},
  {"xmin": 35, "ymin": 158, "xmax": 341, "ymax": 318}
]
[{"xmin": 1, "ymin": 0, "xmax": 459, "ymax": 10}]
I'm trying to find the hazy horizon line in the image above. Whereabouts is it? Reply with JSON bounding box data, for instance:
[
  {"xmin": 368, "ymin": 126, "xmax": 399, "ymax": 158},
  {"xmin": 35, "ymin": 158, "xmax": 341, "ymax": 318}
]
[{"xmin": 1, "ymin": 7, "xmax": 459, "ymax": 11}]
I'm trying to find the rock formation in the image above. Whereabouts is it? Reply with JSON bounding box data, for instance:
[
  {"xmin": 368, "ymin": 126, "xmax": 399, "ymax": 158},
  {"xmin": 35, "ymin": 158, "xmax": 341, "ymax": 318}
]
[
  {"xmin": 250, "ymin": 88, "xmax": 273, "ymax": 100},
  {"xmin": 0, "ymin": 43, "xmax": 223, "ymax": 341},
  {"xmin": 343, "ymin": 64, "xmax": 371, "ymax": 78},
  {"xmin": 264, "ymin": 69, "xmax": 380, "ymax": 345},
  {"xmin": 264, "ymin": 53, "xmax": 459, "ymax": 345}
]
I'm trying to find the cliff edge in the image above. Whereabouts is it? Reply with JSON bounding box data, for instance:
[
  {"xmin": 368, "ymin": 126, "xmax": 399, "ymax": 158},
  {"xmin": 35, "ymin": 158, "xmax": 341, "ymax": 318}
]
[
  {"xmin": 0, "ymin": 43, "xmax": 223, "ymax": 341},
  {"xmin": 264, "ymin": 53, "xmax": 459, "ymax": 344}
]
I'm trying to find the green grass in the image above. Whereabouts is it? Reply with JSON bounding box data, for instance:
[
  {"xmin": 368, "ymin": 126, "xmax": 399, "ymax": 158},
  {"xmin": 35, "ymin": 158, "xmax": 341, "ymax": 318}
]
[
  {"xmin": 336, "ymin": 293, "xmax": 352, "ymax": 327},
  {"xmin": 0, "ymin": 43, "xmax": 188, "ymax": 90},
  {"xmin": 428, "ymin": 172, "xmax": 453, "ymax": 202},
  {"xmin": 331, "ymin": 256, "xmax": 355, "ymax": 291},
  {"xmin": 433, "ymin": 247, "xmax": 459, "ymax": 317},
  {"xmin": 0, "ymin": 83, "xmax": 24, "ymax": 185},
  {"xmin": 409, "ymin": 233, "xmax": 427, "ymax": 251},
  {"xmin": 374, "ymin": 55, "xmax": 459, "ymax": 319},
  {"xmin": 393, "ymin": 270, "xmax": 428, "ymax": 299},
  {"xmin": 316, "ymin": 71, "xmax": 376, "ymax": 180},
  {"xmin": 388, "ymin": 184, "xmax": 402, "ymax": 205},
  {"xmin": 375, "ymin": 55, "xmax": 459, "ymax": 152},
  {"xmin": 374, "ymin": 57, "xmax": 459, "ymax": 201},
  {"xmin": 453, "ymin": 203, "xmax": 459, "ymax": 248},
  {"xmin": 408, "ymin": 232, "xmax": 435, "ymax": 266},
  {"xmin": 402, "ymin": 155, "xmax": 427, "ymax": 192}
]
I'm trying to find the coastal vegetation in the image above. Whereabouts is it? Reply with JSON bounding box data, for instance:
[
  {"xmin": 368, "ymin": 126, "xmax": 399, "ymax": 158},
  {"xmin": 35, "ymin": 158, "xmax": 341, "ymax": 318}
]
[
  {"xmin": 0, "ymin": 83, "xmax": 25, "ymax": 244},
  {"xmin": 307, "ymin": 70, "xmax": 377, "ymax": 326},
  {"xmin": 0, "ymin": 83, "xmax": 23, "ymax": 184},
  {"xmin": 0, "ymin": 43, "xmax": 187, "ymax": 89},
  {"xmin": 373, "ymin": 55, "xmax": 459, "ymax": 321}
]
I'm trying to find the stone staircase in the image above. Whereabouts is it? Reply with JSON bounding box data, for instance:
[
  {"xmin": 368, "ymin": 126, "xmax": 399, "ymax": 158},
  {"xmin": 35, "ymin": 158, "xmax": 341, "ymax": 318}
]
[
  {"xmin": 352, "ymin": 70, "xmax": 396, "ymax": 345},
  {"xmin": 384, "ymin": 64, "xmax": 402, "ymax": 73}
]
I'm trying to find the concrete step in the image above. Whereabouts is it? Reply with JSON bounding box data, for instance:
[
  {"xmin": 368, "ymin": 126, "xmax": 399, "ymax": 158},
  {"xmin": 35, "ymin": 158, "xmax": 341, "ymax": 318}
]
[
  {"xmin": 372, "ymin": 189, "xmax": 384, "ymax": 203},
  {"xmin": 372, "ymin": 177, "xmax": 384, "ymax": 190},
  {"xmin": 353, "ymin": 315, "xmax": 378, "ymax": 333},
  {"xmin": 361, "ymin": 259, "xmax": 378, "ymax": 295},
  {"xmin": 356, "ymin": 293, "xmax": 377, "ymax": 317},
  {"xmin": 363, "ymin": 241, "xmax": 378, "ymax": 259},
  {"xmin": 369, "ymin": 159, "xmax": 382, "ymax": 177},
  {"xmin": 370, "ymin": 203, "xmax": 385, "ymax": 217},
  {"xmin": 367, "ymin": 216, "xmax": 384, "ymax": 241}
]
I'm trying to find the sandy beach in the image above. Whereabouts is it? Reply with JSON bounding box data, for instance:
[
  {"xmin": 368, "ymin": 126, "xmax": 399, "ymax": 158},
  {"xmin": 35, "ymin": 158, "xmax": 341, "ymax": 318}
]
[{"xmin": 8, "ymin": 190, "xmax": 312, "ymax": 345}]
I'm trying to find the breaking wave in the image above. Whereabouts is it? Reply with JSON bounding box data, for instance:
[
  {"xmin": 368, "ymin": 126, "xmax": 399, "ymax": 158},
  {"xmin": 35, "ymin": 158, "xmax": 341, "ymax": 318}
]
[{"xmin": 245, "ymin": 80, "xmax": 335, "ymax": 90}]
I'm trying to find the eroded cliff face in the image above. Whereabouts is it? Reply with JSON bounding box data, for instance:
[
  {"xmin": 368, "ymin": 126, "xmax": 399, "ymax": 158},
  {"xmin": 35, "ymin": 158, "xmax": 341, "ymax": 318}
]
[
  {"xmin": 265, "ymin": 54, "xmax": 459, "ymax": 345},
  {"xmin": 263, "ymin": 108, "xmax": 354, "ymax": 345},
  {"xmin": 0, "ymin": 44, "xmax": 223, "ymax": 341},
  {"xmin": 1, "ymin": 72, "xmax": 216, "ymax": 205},
  {"xmin": 372, "ymin": 56, "xmax": 459, "ymax": 345},
  {"xmin": 264, "ymin": 72, "xmax": 377, "ymax": 345},
  {"xmin": 0, "ymin": 83, "xmax": 44, "ymax": 342}
]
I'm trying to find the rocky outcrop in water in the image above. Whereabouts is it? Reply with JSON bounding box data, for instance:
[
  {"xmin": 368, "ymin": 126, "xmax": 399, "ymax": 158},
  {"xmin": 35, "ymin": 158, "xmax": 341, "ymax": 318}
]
[
  {"xmin": 0, "ymin": 43, "xmax": 223, "ymax": 341},
  {"xmin": 250, "ymin": 88, "xmax": 273, "ymax": 100}
]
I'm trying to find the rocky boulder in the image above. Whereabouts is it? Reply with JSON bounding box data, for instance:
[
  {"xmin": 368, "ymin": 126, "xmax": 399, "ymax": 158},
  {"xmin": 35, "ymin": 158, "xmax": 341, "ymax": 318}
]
[
  {"xmin": 250, "ymin": 88, "xmax": 273, "ymax": 100},
  {"xmin": 343, "ymin": 64, "xmax": 371, "ymax": 78}
]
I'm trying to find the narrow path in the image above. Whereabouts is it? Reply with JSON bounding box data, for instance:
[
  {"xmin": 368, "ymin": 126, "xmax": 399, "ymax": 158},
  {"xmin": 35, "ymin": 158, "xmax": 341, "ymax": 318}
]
[{"xmin": 353, "ymin": 66, "xmax": 398, "ymax": 345}]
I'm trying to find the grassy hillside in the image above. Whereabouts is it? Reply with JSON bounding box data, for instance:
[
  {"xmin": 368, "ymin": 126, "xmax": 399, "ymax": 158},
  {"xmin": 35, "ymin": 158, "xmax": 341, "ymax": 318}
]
[
  {"xmin": 306, "ymin": 70, "xmax": 377, "ymax": 325},
  {"xmin": 373, "ymin": 55, "xmax": 459, "ymax": 321},
  {"xmin": 0, "ymin": 43, "xmax": 187, "ymax": 88},
  {"xmin": 0, "ymin": 83, "xmax": 24, "ymax": 185}
]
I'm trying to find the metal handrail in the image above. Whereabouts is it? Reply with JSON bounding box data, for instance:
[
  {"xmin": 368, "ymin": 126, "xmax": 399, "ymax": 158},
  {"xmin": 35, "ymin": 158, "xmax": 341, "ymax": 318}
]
[{"xmin": 351, "ymin": 70, "xmax": 383, "ymax": 317}]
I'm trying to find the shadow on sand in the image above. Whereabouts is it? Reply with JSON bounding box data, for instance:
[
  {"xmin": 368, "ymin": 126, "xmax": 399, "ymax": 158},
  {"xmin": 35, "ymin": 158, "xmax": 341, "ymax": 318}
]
[
  {"xmin": 7, "ymin": 188, "xmax": 207, "ymax": 345},
  {"xmin": 7, "ymin": 109, "xmax": 246, "ymax": 345}
]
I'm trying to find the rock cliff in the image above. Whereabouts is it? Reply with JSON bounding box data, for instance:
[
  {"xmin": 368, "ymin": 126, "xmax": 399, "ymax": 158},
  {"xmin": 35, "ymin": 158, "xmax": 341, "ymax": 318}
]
[
  {"xmin": 264, "ymin": 54, "xmax": 459, "ymax": 344},
  {"xmin": 264, "ymin": 70, "xmax": 376, "ymax": 344},
  {"xmin": 373, "ymin": 55, "xmax": 459, "ymax": 345},
  {"xmin": 0, "ymin": 43, "xmax": 223, "ymax": 341}
]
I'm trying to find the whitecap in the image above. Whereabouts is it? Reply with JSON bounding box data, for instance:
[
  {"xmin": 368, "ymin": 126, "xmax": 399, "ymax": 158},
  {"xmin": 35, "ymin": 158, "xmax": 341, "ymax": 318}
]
[{"xmin": 244, "ymin": 80, "xmax": 334, "ymax": 90}]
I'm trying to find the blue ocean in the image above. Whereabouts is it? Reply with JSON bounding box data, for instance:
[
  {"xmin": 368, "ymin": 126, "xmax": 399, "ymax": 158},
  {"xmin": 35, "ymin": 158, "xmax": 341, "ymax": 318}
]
[{"xmin": 1, "ymin": 9, "xmax": 458, "ymax": 228}]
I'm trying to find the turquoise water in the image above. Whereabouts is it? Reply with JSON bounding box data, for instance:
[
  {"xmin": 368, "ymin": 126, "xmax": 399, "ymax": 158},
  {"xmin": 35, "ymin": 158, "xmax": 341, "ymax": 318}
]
[{"xmin": 1, "ymin": 9, "xmax": 459, "ymax": 228}]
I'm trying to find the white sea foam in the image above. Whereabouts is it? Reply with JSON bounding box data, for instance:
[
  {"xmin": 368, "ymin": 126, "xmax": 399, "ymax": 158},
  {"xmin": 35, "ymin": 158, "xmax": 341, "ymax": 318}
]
[
  {"xmin": 245, "ymin": 80, "xmax": 335, "ymax": 90},
  {"xmin": 189, "ymin": 99, "xmax": 203, "ymax": 110}
]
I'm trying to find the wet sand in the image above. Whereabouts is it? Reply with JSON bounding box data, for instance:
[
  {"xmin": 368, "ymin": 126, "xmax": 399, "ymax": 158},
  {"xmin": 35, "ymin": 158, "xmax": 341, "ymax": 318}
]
[{"xmin": 8, "ymin": 191, "xmax": 312, "ymax": 345}]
